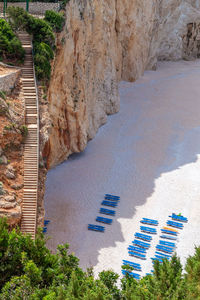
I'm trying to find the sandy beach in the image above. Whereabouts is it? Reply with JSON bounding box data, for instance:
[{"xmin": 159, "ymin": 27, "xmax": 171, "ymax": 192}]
[{"xmin": 45, "ymin": 60, "xmax": 200, "ymax": 277}]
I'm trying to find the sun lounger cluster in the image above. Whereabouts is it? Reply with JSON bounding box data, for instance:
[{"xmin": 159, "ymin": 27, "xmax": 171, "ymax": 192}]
[
  {"xmin": 151, "ymin": 213, "xmax": 188, "ymax": 264},
  {"xmin": 122, "ymin": 218, "xmax": 159, "ymax": 279},
  {"xmin": 43, "ymin": 219, "xmax": 50, "ymax": 233},
  {"xmin": 88, "ymin": 194, "xmax": 120, "ymax": 232}
]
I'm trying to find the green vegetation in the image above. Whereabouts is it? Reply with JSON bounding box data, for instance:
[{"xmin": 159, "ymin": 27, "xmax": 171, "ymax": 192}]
[
  {"xmin": 1, "ymin": 4, "xmax": 66, "ymax": 81},
  {"xmin": 60, "ymin": 0, "xmax": 71, "ymax": 10},
  {"xmin": 44, "ymin": 10, "xmax": 65, "ymax": 32},
  {"xmin": 34, "ymin": 42, "xmax": 54, "ymax": 80},
  {"xmin": 3, "ymin": 123, "xmax": 15, "ymax": 131},
  {"xmin": 0, "ymin": 91, "xmax": 7, "ymax": 101},
  {"xmin": 0, "ymin": 217, "xmax": 200, "ymax": 299},
  {"xmin": 19, "ymin": 124, "xmax": 28, "ymax": 137},
  {"xmin": 0, "ymin": 19, "xmax": 25, "ymax": 64},
  {"xmin": 7, "ymin": 6, "xmax": 63, "ymax": 81}
]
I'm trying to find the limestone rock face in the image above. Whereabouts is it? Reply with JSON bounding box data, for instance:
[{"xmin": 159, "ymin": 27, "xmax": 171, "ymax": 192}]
[
  {"xmin": 147, "ymin": 0, "xmax": 200, "ymax": 69},
  {"xmin": 45, "ymin": 0, "xmax": 200, "ymax": 168},
  {"xmin": 46, "ymin": 0, "xmax": 157, "ymax": 167}
]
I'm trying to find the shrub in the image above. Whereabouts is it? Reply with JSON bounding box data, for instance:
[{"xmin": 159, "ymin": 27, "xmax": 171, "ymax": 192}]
[
  {"xmin": 19, "ymin": 125, "xmax": 28, "ymax": 137},
  {"xmin": 44, "ymin": 10, "xmax": 65, "ymax": 32},
  {"xmin": 0, "ymin": 19, "xmax": 25, "ymax": 63},
  {"xmin": 26, "ymin": 16, "xmax": 55, "ymax": 47},
  {"xmin": 33, "ymin": 42, "xmax": 54, "ymax": 80},
  {"xmin": 7, "ymin": 6, "xmax": 30, "ymax": 31}
]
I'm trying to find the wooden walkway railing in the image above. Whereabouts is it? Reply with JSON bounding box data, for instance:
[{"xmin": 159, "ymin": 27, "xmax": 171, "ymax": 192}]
[{"xmin": 19, "ymin": 32, "xmax": 39, "ymax": 239}]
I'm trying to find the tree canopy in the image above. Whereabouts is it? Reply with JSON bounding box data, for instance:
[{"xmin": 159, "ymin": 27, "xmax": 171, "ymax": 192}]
[{"xmin": 0, "ymin": 217, "xmax": 199, "ymax": 299}]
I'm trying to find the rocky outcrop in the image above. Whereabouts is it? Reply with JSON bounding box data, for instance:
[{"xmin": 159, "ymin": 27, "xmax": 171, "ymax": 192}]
[
  {"xmin": 43, "ymin": 0, "xmax": 200, "ymax": 168},
  {"xmin": 0, "ymin": 63, "xmax": 21, "ymax": 94},
  {"xmin": 0, "ymin": 74, "xmax": 25, "ymax": 226},
  {"xmin": 148, "ymin": 0, "xmax": 200, "ymax": 68},
  {"xmin": 46, "ymin": 0, "xmax": 158, "ymax": 167}
]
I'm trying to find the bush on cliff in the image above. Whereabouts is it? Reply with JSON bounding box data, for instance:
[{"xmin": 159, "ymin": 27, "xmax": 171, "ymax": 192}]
[
  {"xmin": 0, "ymin": 217, "xmax": 200, "ymax": 299},
  {"xmin": 0, "ymin": 19, "xmax": 25, "ymax": 64},
  {"xmin": 44, "ymin": 10, "xmax": 65, "ymax": 32},
  {"xmin": 33, "ymin": 42, "xmax": 54, "ymax": 80}
]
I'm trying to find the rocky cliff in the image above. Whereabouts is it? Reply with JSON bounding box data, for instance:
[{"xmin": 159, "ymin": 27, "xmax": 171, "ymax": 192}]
[
  {"xmin": 43, "ymin": 0, "xmax": 200, "ymax": 168},
  {"xmin": 0, "ymin": 65, "xmax": 25, "ymax": 225}
]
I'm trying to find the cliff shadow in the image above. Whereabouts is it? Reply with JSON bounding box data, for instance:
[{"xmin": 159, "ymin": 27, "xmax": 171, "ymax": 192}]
[{"xmin": 44, "ymin": 60, "xmax": 200, "ymax": 272}]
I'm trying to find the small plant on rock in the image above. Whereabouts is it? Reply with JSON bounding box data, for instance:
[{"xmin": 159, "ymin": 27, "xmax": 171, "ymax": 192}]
[
  {"xmin": 19, "ymin": 125, "xmax": 28, "ymax": 137},
  {"xmin": 0, "ymin": 91, "xmax": 7, "ymax": 100}
]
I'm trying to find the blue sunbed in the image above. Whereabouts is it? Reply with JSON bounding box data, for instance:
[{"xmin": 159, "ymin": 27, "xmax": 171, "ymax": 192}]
[
  {"xmin": 128, "ymin": 251, "xmax": 146, "ymax": 260},
  {"xmin": 44, "ymin": 220, "xmax": 50, "ymax": 225},
  {"xmin": 43, "ymin": 227, "xmax": 47, "ymax": 233},
  {"xmin": 140, "ymin": 220, "xmax": 158, "ymax": 226},
  {"xmin": 101, "ymin": 200, "xmax": 118, "ymax": 207},
  {"xmin": 151, "ymin": 257, "xmax": 165, "ymax": 263},
  {"xmin": 167, "ymin": 220, "xmax": 183, "ymax": 229},
  {"xmin": 135, "ymin": 232, "xmax": 152, "ymax": 242},
  {"xmin": 159, "ymin": 240, "xmax": 176, "ymax": 248},
  {"xmin": 170, "ymin": 213, "xmax": 188, "ymax": 223},
  {"xmin": 161, "ymin": 229, "xmax": 178, "ymax": 236},
  {"xmin": 122, "ymin": 270, "xmax": 141, "ymax": 279},
  {"xmin": 141, "ymin": 218, "xmax": 158, "ymax": 226},
  {"xmin": 132, "ymin": 239, "xmax": 151, "ymax": 249},
  {"xmin": 140, "ymin": 226, "xmax": 157, "ymax": 234},
  {"xmin": 155, "ymin": 255, "xmax": 169, "ymax": 260},
  {"xmin": 123, "ymin": 262, "xmax": 141, "ymax": 271},
  {"xmin": 160, "ymin": 235, "xmax": 177, "ymax": 241},
  {"xmin": 156, "ymin": 245, "xmax": 174, "ymax": 253},
  {"xmin": 105, "ymin": 194, "xmax": 120, "ymax": 199},
  {"xmin": 100, "ymin": 208, "xmax": 116, "ymax": 216},
  {"xmin": 155, "ymin": 251, "xmax": 171, "ymax": 258},
  {"xmin": 88, "ymin": 224, "xmax": 105, "ymax": 232},
  {"xmin": 128, "ymin": 245, "xmax": 147, "ymax": 254},
  {"xmin": 156, "ymin": 244, "xmax": 174, "ymax": 251},
  {"xmin": 104, "ymin": 196, "xmax": 120, "ymax": 201},
  {"xmin": 123, "ymin": 260, "xmax": 141, "ymax": 268},
  {"xmin": 96, "ymin": 216, "xmax": 112, "ymax": 224},
  {"xmin": 142, "ymin": 218, "xmax": 158, "ymax": 223}
]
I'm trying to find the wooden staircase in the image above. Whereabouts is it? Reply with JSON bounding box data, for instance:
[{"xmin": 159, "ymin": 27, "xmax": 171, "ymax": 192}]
[{"xmin": 19, "ymin": 32, "xmax": 39, "ymax": 240}]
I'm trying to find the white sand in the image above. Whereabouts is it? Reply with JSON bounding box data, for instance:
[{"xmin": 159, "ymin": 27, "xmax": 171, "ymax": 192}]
[{"xmin": 45, "ymin": 60, "xmax": 200, "ymax": 278}]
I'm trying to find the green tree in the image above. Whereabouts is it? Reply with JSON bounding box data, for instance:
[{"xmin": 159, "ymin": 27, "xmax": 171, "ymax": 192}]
[
  {"xmin": 0, "ymin": 19, "xmax": 24, "ymax": 63},
  {"xmin": 185, "ymin": 247, "xmax": 200, "ymax": 299}
]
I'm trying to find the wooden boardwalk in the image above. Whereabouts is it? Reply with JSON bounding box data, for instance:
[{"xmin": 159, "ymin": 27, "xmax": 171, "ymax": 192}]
[{"xmin": 19, "ymin": 33, "xmax": 39, "ymax": 239}]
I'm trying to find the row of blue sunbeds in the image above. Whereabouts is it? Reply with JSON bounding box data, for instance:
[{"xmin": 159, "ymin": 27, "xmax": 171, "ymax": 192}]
[
  {"xmin": 88, "ymin": 194, "xmax": 120, "ymax": 232},
  {"xmin": 122, "ymin": 218, "xmax": 159, "ymax": 279},
  {"xmin": 151, "ymin": 213, "xmax": 188, "ymax": 263},
  {"xmin": 43, "ymin": 219, "xmax": 50, "ymax": 233}
]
